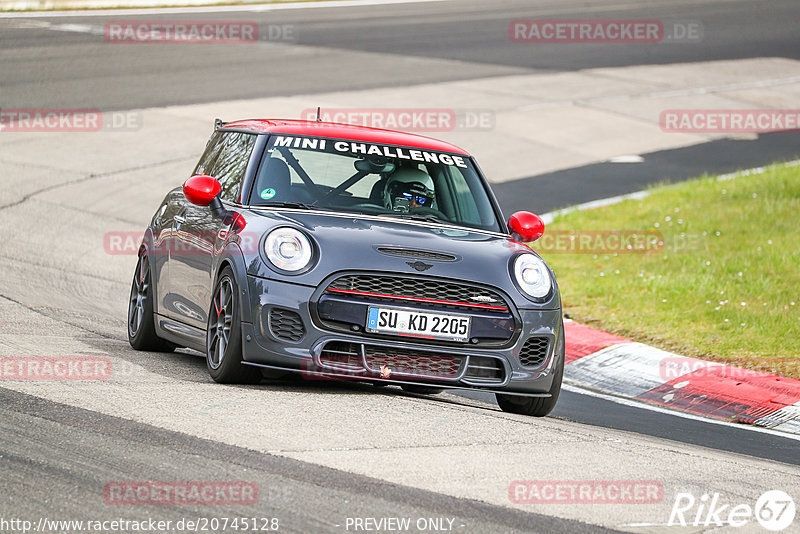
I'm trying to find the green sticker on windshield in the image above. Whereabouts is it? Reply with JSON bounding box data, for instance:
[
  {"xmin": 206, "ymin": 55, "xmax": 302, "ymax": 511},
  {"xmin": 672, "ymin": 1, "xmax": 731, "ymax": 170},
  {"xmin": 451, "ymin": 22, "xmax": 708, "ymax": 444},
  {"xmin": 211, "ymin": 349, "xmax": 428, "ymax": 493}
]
[{"xmin": 260, "ymin": 188, "xmax": 276, "ymax": 200}]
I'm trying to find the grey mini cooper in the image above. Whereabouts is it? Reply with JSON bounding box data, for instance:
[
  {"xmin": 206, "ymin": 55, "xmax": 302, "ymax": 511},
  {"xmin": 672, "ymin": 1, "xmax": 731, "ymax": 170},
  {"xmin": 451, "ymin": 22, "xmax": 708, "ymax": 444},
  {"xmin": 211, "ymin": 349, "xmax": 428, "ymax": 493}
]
[{"xmin": 128, "ymin": 118, "xmax": 564, "ymax": 416}]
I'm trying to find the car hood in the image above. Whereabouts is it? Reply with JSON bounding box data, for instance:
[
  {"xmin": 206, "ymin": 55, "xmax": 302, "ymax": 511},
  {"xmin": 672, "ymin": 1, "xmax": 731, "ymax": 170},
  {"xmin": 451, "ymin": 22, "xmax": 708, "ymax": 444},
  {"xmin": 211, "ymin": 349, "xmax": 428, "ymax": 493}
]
[{"xmin": 241, "ymin": 209, "xmax": 559, "ymax": 309}]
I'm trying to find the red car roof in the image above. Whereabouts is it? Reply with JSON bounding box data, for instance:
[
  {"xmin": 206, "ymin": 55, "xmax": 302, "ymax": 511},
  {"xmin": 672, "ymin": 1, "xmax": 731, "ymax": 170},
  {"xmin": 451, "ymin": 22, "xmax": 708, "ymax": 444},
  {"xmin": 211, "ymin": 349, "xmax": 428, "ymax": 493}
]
[{"xmin": 221, "ymin": 119, "xmax": 470, "ymax": 155}]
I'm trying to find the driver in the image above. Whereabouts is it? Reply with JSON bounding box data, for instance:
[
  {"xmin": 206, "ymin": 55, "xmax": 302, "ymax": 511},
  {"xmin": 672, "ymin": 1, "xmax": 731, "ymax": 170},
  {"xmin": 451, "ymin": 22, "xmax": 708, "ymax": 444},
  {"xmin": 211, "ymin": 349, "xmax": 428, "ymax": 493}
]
[{"xmin": 384, "ymin": 168, "xmax": 435, "ymax": 213}]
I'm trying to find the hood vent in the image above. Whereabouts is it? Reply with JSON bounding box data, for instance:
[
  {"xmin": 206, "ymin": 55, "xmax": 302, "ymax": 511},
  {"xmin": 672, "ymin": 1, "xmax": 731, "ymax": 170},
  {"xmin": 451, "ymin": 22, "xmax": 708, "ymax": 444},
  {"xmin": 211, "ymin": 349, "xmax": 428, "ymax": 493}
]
[{"xmin": 376, "ymin": 247, "xmax": 458, "ymax": 262}]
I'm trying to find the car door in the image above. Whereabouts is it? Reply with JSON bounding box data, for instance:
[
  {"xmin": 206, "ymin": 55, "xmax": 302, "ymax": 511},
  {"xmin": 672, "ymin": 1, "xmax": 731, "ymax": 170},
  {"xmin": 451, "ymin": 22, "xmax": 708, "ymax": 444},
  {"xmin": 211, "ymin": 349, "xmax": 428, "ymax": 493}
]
[
  {"xmin": 151, "ymin": 188, "xmax": 185, "ymax": 318},
  {"xmin": 160, "ymin": 132, "xmax": 224, "ymax": 323},
  {"xmin": 168, "ymin": 131, "xmax": 257, "ymax": 330}
]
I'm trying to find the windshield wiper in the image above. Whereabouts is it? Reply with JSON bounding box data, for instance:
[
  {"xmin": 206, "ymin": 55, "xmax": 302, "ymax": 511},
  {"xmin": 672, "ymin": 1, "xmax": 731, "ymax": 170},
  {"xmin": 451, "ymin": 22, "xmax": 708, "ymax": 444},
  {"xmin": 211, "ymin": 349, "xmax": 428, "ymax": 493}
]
[
  {"xmin": 384, "ymin": 212, "xmax": 449, "ymax": 225},
  {"xmin": 258, "ymin": 201, "xmax": 330, "ymax": 211}
]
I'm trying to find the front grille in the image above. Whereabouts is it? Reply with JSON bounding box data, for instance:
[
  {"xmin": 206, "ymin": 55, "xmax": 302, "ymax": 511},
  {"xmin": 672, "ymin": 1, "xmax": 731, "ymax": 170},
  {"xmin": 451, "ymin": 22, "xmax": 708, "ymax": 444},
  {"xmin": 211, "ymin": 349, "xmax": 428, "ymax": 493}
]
[
  {"xmin": 376, "ymin": 247, "xmax": 457, "ymax": 262},
  {"xmin": 519, "ymin": 337, "xmax": 549, "ymax": 367},
  {"xmin": 465, "ymin": 356, "xmax": 504, "ymax": 381},
  {"xmin": 268, "ymin": 308, "xmax": 305, "ymax": 342},
  {"xmin": 319, "ymin": 341, "xmax": 362, "ymax": 371},
  {"xmin": 316, "ymin": 341, "xmax": 507, "ymax": 384},
  {"xmin": 326, "ymin": 274, "xmax": 507, "ymax": 311},
  {"xmin": 364, "ymin": 345, "xmax": 462, "ymax": 378}
]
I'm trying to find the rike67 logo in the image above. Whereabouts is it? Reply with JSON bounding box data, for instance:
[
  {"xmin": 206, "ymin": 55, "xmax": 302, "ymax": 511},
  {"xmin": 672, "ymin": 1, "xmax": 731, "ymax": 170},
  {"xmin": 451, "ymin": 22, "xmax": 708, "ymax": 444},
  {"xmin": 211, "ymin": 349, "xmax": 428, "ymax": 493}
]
[{"xmin": 669, "ymin": 490, "xmax": 795, "ymax": 531}]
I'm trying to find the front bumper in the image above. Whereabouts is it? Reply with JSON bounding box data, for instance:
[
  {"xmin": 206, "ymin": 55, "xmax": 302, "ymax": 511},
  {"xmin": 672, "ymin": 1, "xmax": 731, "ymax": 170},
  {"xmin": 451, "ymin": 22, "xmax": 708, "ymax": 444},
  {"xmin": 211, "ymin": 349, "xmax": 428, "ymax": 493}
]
[{"xmin": 241, "ymin": 275, "xmax": 563, "ymax": 395}]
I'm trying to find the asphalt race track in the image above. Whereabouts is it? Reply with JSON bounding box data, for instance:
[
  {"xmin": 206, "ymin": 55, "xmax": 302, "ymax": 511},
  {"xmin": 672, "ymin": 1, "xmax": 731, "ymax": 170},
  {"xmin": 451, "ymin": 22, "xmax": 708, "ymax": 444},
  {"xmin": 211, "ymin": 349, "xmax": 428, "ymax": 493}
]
[
  {"xmin": 3, "ymin": 0, "xmax": 800, "ymax": 109},
  {"xmin": 1, "ymin": 1, "xmax": 800, "ymax": 532}
]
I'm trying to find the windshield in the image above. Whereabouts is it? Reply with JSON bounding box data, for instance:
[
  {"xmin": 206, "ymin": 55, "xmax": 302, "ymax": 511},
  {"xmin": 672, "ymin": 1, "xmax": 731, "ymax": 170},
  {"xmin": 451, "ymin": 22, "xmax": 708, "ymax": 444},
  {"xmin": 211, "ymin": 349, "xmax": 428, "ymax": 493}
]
[{"xmin": 250, "ymin": 134, "xmax": 502, "ymax": 233}]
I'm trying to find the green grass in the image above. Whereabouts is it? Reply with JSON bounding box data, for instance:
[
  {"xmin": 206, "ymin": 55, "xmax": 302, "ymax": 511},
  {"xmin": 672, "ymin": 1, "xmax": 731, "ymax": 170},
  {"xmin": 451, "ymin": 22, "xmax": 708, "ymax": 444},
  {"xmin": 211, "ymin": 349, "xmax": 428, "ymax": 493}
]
[{"xmin": 533, "ymin": 161, "xmax": 800, "ymax": 378}]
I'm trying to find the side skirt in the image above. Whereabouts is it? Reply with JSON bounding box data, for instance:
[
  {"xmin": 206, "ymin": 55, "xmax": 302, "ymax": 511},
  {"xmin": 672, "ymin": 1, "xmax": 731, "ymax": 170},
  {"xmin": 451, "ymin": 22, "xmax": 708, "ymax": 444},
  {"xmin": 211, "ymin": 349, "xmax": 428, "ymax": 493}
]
[{"xmin": 154, "ymin": 314, "xmax": 206, "ymax": 353}]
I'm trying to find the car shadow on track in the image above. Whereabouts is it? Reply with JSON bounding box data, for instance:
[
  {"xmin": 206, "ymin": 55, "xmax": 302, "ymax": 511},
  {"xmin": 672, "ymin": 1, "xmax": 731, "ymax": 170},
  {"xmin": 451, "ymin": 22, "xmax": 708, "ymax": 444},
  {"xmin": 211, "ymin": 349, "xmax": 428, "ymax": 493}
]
[{"xmin": 106, "ymin": 341, "xmax": 513, "ymax": 416}]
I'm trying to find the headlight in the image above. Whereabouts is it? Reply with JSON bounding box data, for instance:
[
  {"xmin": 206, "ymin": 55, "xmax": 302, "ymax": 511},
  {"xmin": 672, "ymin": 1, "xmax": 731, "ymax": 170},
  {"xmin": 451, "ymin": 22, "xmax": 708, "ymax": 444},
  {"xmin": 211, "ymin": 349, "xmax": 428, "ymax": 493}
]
[
  {"xmin": 264, "ymin": 227, "xmax": 313, "ymax": 272},
  {"xmin": 513, "ymin": 254, "xmax": 552, "ymax": 298}
]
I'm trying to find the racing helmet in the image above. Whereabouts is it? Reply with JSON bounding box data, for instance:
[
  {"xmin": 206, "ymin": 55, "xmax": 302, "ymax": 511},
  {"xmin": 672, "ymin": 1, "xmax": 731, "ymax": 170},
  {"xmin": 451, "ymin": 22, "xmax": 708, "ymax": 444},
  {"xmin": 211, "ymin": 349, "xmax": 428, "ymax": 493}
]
[{"xmin": 384, "ymin": 167, "xmax": 435, "ymax": 212}]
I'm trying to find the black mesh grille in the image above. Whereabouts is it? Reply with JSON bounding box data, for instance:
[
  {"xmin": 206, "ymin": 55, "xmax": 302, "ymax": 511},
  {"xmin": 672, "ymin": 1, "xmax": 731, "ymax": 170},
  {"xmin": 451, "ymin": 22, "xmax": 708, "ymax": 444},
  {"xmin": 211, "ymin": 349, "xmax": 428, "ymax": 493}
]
[
  {"xmin": 465, "ymin": 356, "xmax": 504, "ymax": 381},
  {"xmin": 376, "ymin": 247, "xmax": 457, "ymax": 262},
  {"xmin": 326, "ymin": 274, "xmax": 507, "ymax": 311},
  {"xmin": 319, "ymin": 341, "xmax": 362, "ymax": 371},
  {"xmin": 519, "ymin": 337, "xmax": 549, "ymax": 367},
  {"xmin": 317, "ymin": 342, "xmax": 507, "ymax": 383},
  {"xmin": 268, "ymin": 308, "xmax": 305, "ymax": 342},
  {"xmin": 364, "ymin": 345, "xmax": 463, "ymax": 378}
]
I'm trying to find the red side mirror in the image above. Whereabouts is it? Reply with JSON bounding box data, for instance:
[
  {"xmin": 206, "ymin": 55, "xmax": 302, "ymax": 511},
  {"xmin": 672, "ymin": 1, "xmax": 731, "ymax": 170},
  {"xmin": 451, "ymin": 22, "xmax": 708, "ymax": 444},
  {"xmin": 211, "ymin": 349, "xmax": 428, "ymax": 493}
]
[
  {"xmin": 183, "ymin": 175, "xmax": 221, "ymax": 206},
  {"xmin": 508, "ymin": 211, "xmax": 545, "ymax": 242}
]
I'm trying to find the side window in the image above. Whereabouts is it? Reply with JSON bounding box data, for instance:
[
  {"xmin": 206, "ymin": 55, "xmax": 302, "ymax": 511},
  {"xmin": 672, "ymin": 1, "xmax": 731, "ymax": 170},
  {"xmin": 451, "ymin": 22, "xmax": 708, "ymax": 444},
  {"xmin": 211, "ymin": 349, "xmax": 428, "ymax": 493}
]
[
  {"xmin": 208, "ymin": 132, "xmax": 257, "ymax": 203},
  {"xmin": 444, "ymin": 166, "xmax": 495, "ymax": 227},
  {"xmin": 193, "ymin": 132, "xmax": 225, "ymax": 176},
  {"xmin": 451, "ymin": 171, "xmax": 481, "ymax": 224}
]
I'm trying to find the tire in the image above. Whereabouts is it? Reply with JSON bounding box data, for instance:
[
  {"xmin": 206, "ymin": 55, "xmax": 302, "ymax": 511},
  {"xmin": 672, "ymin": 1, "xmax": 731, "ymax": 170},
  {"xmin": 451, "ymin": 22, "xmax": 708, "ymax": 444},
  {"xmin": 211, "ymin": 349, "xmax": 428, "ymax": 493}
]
[
  {"xmin": 496, "ymin": 323, "xmax": 564, "ymax": 417},
  {"xmin": 128, "ymin": 254, "xmax": 176, "ymax": 352},
  {"xmin": 401, "ymin": 385, "xmax": 445, "ymax": 395},
  {"xmin": 206, "ymin": 266, "xmax": 261, "ymax": 384}
]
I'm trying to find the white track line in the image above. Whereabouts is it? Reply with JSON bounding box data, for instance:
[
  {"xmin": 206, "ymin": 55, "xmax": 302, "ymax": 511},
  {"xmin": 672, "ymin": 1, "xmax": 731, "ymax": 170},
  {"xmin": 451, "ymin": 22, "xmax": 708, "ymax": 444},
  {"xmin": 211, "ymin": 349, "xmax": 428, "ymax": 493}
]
[
  {"xmin": 562, "ymin": 383, "xmax": 800, "ymax": 442},
  {"xmin": 0, "ymin": 0, "xmax": 446, "ymax": 18}
]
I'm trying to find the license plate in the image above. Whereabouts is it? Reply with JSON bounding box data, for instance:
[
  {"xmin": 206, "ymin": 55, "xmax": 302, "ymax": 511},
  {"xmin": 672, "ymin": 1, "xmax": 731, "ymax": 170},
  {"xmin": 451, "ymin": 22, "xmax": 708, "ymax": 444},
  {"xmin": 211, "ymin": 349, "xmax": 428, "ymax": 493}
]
[{"xmin": 366, "ymin": 306, "xmax": 471, "ymax": 342}]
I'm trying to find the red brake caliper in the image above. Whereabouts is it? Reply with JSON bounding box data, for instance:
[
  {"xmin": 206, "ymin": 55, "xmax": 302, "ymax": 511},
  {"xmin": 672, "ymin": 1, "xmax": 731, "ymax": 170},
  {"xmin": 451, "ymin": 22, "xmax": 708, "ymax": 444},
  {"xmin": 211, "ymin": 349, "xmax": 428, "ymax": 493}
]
[{"xmin": 214, "ymin": 285, "xmax": 223, "ymax": 317}]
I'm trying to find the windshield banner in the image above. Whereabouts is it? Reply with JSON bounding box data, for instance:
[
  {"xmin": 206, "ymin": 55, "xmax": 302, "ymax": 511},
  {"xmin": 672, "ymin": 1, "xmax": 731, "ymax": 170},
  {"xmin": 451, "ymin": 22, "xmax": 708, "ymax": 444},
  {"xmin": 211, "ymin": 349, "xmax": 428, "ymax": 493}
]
[{"xmin": 272, "ymin": 135, "xmax": 468, "ymax": 168}]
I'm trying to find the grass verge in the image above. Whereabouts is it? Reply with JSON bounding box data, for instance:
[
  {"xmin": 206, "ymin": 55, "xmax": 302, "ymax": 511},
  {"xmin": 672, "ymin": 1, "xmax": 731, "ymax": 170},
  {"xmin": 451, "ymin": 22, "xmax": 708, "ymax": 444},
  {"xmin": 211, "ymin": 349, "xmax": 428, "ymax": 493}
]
[{"xmin": 532, "ymin": 161, "xmax": 800, "ymax": 378}]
